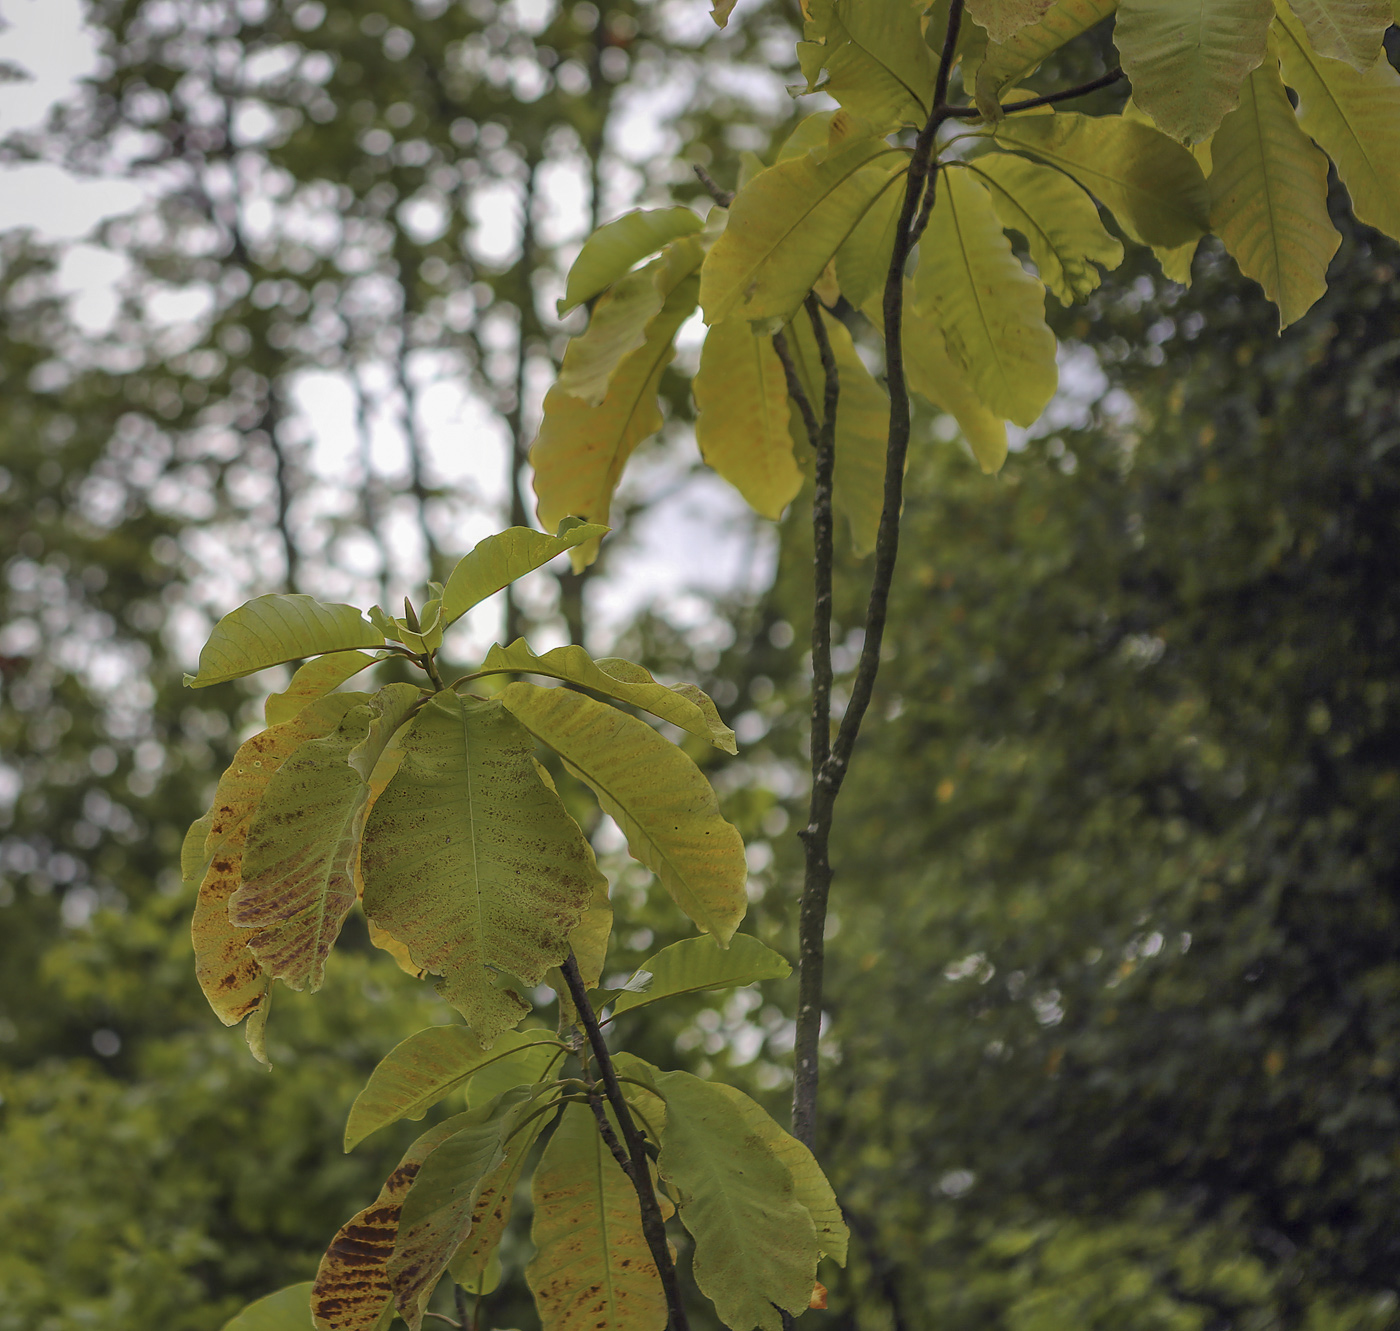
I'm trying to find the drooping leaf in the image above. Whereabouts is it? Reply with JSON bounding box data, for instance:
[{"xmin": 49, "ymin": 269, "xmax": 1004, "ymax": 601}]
[
  {"xmin": 711, "ymin": 0, "xmax": 738, "ymax": 26},
  {"xmin": 1284, "ymin": 0, "xmax": 1390, "ymax": 68},
  {"xmin": 556, "ymin": 260, "xmax": 668, "ymax": 406},
  {"xmin": 972, "ymin": 0, "xmax": 1119, "ymax": 103},
  {"xmin": 186, "ymin": 594, "xmax": 384, "ymax": 688},
  {"xmin": 913, "ymin": 166, "xmax": 1058, "ymax": 427},
  {"xmin": 264, "ymin": 651, "xmax": 381, "ymax": 727},
  {"xmin": 653, "ymin": 1069, "xmax": 819, "ymax": 1331},
  {"xmin": 834, "ymin": 163, "xmax": 909, "ymax": 308},
  {"xmin": 1209, "ymin": 49, "xmax": 1340, "ymax": 326},
  {"xmin": 611, "ymin": 934, "xmax": 790, "ymax": 1016},
  {"xmin": 497, "ymin": 682, "xmax": 748, "ymax": 944},
  {"xmin": 558, "ymin": 206, "xmax": 703, "ymax": 314},
  {"xmin": 440, "ymin": 520, "xmax": 610, "ymax": 627},
  {"xmin": 233, "ymin": 685, "xmax": 421, "ymax": 992},
  {"xmin": 361, "ymin": 692, "xmax": 605, "ymax": 1045},
  {"xmin": 1117, "ymin": 97, "xmax": 1211, "ymax": 283},
  {"xmin": 532, "ymin": 242, "xmax": 703, "ymax": 572},
  {"xmin": 966, "ymin": 0, "xmax": 1056, "ymax": 42},
  {"xmin": 478, "ymin": 639, "xmax": 737, "ymax": 753},
  {"xmin": 1114, "ymin": 0, "xmax": 1274, "ymax": 142},
  {"xmin": 992, "ymin": 111, "xmax": 1211, "ymax": 246},
  {"xmin": 802, "ymin": 0, "xmax": 939, "ymax": 129},
  {"xmin": 970, "ymin": 151, "xmax": 1125, "ymax": 303},
  {"xmin": 699, "ymin": 137, "xmax": 903, "ymax": 327},
  {"xmin": 345, "ymin": 1025, "xmax": 564, "ymax": 1150},
  {"xmin": 313, "ymin": 1112, "xmax": 473, "ymax": 1331},
  {"xmin": 526, "ymin": 1101, "xmax": 668, "ymax": 1331},
  {"xmin": 221, "ymin": 1282, "xmax": 315, "ymax": 1331},
  {"xmin": 1274, "ymin": 2, "xmax": 1400, "ymax": 243}
]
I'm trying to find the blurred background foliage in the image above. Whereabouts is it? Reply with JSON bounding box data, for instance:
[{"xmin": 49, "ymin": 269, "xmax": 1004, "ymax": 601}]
[{"xmin": 1, "ymin": 2, "xmax": 1398, "ymax": 1330}]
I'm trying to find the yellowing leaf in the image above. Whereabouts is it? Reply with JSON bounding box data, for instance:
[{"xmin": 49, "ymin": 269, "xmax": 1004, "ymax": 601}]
[
  {"xmin": 532, "ymin": 244, "xmax": 703, "ymax": 572},
  {"xmin": 804, "ymin": 0, "xmax": 938, "ymax": 128},
  {"xmin": 654, "ymin": 1070, "xmax": 819, "ymax": 1331},
  {"xmin": 233, "ymin": 685, "xmax": 420, "ymax": 993},
  {"xmin": 186, "ymin": 594, "xmax": 384, "ymax": 688},
  {"xmin": 221, "ymin": 1283, "xmax": 315, "ymax": 1331},
  {"xmin": 1274, "ymin": 1, "xmax": 1400, "ymax": 242},
  {"xmin": 1210, "ymin": 50, "xmax": 1340, "ymax": 325},
  {"xmin": 498, "ymin": 682, "xmax": 748, "ymax": 944},
  {"xmin": 776, "ymin": 111, "xmax": 837, "ymax": 161},
  {"xmin": 699, "ymin": 137, "xmax": 902, "ymax": 327},
  {"xmin": 361, "ymin": 692, "xmax": 605, "ymax": 1045},
  {"xmin": 526, "ymin": 1101, "xmax": 668, "ymax": 1331},
  {"xmin": 611, "ymin": 933, "xmax": 790, "ymax": 1016},
  {"xmin": 834, "ymin": 164, "xmax": 909, "ymax": 308},
  {"xmin": 914, "ymin": 166, "xmax": 1057, "ymax": 427},
  {"xmin": 558, "ymin": 206, "xmax": 702, "ymax": 315},
  {"xmin": 264, "ymin": 651, "xmax": 380, "ymax": 727},
  {"xmin": 1283, "ymin": 0, "xmax": 1390, "ymax": 68},
  {"xmin": 556, "ymin": 260, "xmax": 667, "ymax": 406},
  {"xmin": 1115, "ymin": 0, "xmax": 1274, "ymax": 143},
  {"xmin": 966, "ymin": 0, "xmax": 1056, "ymax": 42},
  {"xmin": 694, "ymin": 316, "xmax": 804, "ymax": 521},
  {"xmin": 344, "ymin": 1025, "xmax": 563, "ymax": 1150},
  {"xmin": 993, "ymin": 111, "xmax": 1211, "ymax": 246},
  {"xmin": 973, "ymin": 0, "xmax": 1119, "ymax": 102},
  {"xmin": 440, "ymin": 520, "xmax": 609, "ymax": 627},
  {"xmin": 479, "ymin": 639, "xmax": 737, "ymax": 753}
]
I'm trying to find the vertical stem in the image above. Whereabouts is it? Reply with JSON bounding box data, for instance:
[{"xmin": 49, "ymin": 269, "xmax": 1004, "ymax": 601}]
[{"xmin": 396, "ymin": 307, "xmax": 442, "ymax": 583}]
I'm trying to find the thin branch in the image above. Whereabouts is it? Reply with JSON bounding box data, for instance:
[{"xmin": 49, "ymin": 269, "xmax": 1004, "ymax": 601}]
[
  {"xmin": 560, "ymin": 954, "xmax": 691, "ymax": 1331},
  {"xmin": 941, "ymin": 67, "xmax": 1125, "ymax": 119},
  {"xmin": 772, "ymin": 332, "xmax": 820, "ymax": 445},
  {"xmin": 693, "ymin": 163, "xmax": 733, "ymax": 208}
]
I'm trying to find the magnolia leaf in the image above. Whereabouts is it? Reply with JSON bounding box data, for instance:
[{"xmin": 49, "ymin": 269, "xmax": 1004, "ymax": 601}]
[
  {"xmin": 264, "ymin": 651, "xmax": 380, "ymax": 727},
  {"xmin": 699, "ymin": 136, "xmax": 903, "ymax": 326},
  {"xmin": 221, "ymin": 1283, "xmax": 315, "ymax": 1330},
  {"xmin": 498, "ymin": 682, "xmax": 748, "ymax": 944},
  {"xmin": 914, "ymin": 166, "xmax": 1058, "ymax": 427},
  {"xmin": 345, "ymin": 1025, "xmax": 563, "ymax": 1150},
  {"xmin": 1274, "ymin": 2, "xmax": 1400, "ymax": 243},
  {"xmin": 186, "ymin": 594, "xmax": 384, "ymax": 688},
  {"xmin": 808, "ymin": 0, "xmax": 939, "ymax": 129},
  {"xmin": 971, "ymin": 151, "xmax": 1124, "ymax": 304},
  {"xmin": 558, "ymin": 206, "xmax": 702, "ymax": 315},
  {"xmin": 993, "ymin": 111, "xmax": 1211, "ymax": 246},
  {"xmin": 694, "ymin": 316, "xmax": 804, "ymax": 521},
  {"xmin": 777, "ymin": 111, "xmax": 837, "ymax": 161},
  {"xmin": 389, "ymin": 1088, "xmax": 537, "ymax": 1325},
  {"xmin": 361, "ymin": 692, "xmax": 605, "ymax": 1045},
  {"xmin": 233, "ymin": 685, "xmax": 420, "ymax": 992},
  {"xmin": 708, "ymin": 1083, "xmax": 848, "ymax": 1265},
  {"xmin": 440, "ymin": 521, "xmax": 609, "ymax": 627},
  {"xmin": 654, "ymin": 1069, "xmax": 819, "ymax": 1331},
  {"xmin": 1284, "ymin": 0, "xmax": 1390, "ymax": 68},
  {"xmin": 466, "ymin": 1029, "xmax": 564, "ymax": 1108},
  {"xmin": 834, "ymin": 164, "xmax": 909, "ymax": 307},
  {"xmin": 966, "ymin": 0, "xmax": 1056, "ymax": 42},
  {"xmin": 711, "ymin": 0, "xmax": 738, "ymax": 25},
  {"xmin": 1209, "ymin": 50, "xmax": 1340, "ymax": 326},
  {"xmin": 972, "ymin": 0, "xmax": 1119, "ymax": 102},
  {"xmin": 312, "ymin": 1112, "xmax": 474, "ymax": 1331},
  {"xmin": 611, "ymin": 934, "xmax": 790, "ymax": 1016},
  {"xmin": 1115, "ymin": 0, "xmax": 1274, "ymax": 143},
  {"xmin": 532, "ymin": 242, "xmax": 703, "ymax": 572},
  {"xmin": 556, "ymin": 259, "xmax": 667, "ymax": 406},
  {"xmin": 479, "ymin": 639, "xmax": 737, "ymax": 753},
  {"xmin": 526, "ymin": 1101, "xmax": 668, "ymax": 1331}
]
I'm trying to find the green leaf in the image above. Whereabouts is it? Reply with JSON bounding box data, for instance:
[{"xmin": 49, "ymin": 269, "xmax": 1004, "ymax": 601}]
[
  {"xmin": 556, "ymin": 259, "xmax": 667, "ymax": 405},
  {"xmin": 466, "ymin": 1029, "xmax": 563, "ymax": 1108},
  {"xmin": 526, "ymin": 1101, "xmax": 668, "ymax": 1331},
  {"xmin": 653, "ymin": 1069, "xmax": 819, "ymax": 1331},
  {"xmin": 264, "ymin": 651, "xmax": 381, "ymax": 727},
  {"xmin": 611, "ymin": 933, "xmax": 790, "ymax": 1016},
  {"xmin": 222, "ymin": 1283, "xmax": 315, "ymax": 1331},
  {"xmin": 834, "ymin": 163, "xmax": 909, "ymax": 308},
  {"xmin": 699, "ymin": 136, "xmax": 903, "ymax": 327},
  {"xmin": 479, "ymin": 639, "xmax": 738, "ymax": 753},
  {"xmin": 497, "ymin": 682, "xmax": 748, "ymax": 944},
  {"xmin": 966, "ymin": 0, "xmax": 1056, "ymax": 42},
  {"xmin": 776, "ymin": 111, "xmax": 837, "ymax": 161},
  {"xmin": 313, "ymin": 1112, "xmax": 476, "ymax": 1331},
  {"xmin": 440, "ymin": 521, "xmax": 610, "ymax": 627},
  {"xmin": 1115, "ymin": 0, "xmax": 1274, "ymax": 143},
  {"xmin": 970, "ymin": 151, "xmax": 1125, "ymax": 303},
  {"xmin": 914, "ymin": 166, "xmax": 1058, "ymax": 427},
  {"xmin": 361, "ymin": 692, "xmax": 606, "ymax": 1045},
  {"xmin": 532, "ymin": 241, "xmax": 703, "ymax": 572},
  {"xmin": 972, "ymin": 0, "xmax": 1119, "ymax": 103},
  {"xmin": 1274, "ymin": 2, "xmax": 1400, "ymax": 243},
  {"xmin": 708, "ymin": 1083, "xmax": 849, "ymax": 1265},
  {"xmin": 186, "ymin": 594, "xmax": 384, "ymax": 688},
  {"xmin": 233, "ymin": 684, "xmax": 421, "ymax": 992},
  {"xmin": 711, "ymin": 0, "xmax": 738, "ymax": 25},
  {"xmin": 992, "ymin": 111, "xmax": 1211, "ymax": 246},
  {"xmin": 803, "ymin": 0, "xmax": 938, "ymax": 128},
  {"xmin": 1209, "ymin": 48, "xmax": 1340, "ymax": 326},
  {"xmin": 345, "ymin": 1025, "xmax": 564, "ymax": 1150},
  {"xmin": 558, "ymin": 206, "xmax": 703, "ymax": 315},
  {"xmin": 1283, "ymin": 0, "xmax": 1390, "ymax": 68},
  {"xmin": 693, "ymin": 316, "xmax": 803, "ymax": 521}
]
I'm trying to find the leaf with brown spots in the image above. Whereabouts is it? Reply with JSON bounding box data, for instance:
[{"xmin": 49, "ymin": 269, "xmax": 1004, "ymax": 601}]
[
  {"xmin": 312, "ymin": 1112, "xmax": 473, "ymax": 1331},
  {"xmin": 264, "ymin": 650, "xmax": 382, "ymax": 727},
  {"xmin": 232, "ymin": 685, "xmax": 421, "ymax": 992},
  {"xmin": 526, "ymin": 1100, "xmax": 667, "ymax": 1331},
  {"xmin": 360, "ymin": 693, "xmax": 604, "ymax": 1046}
]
